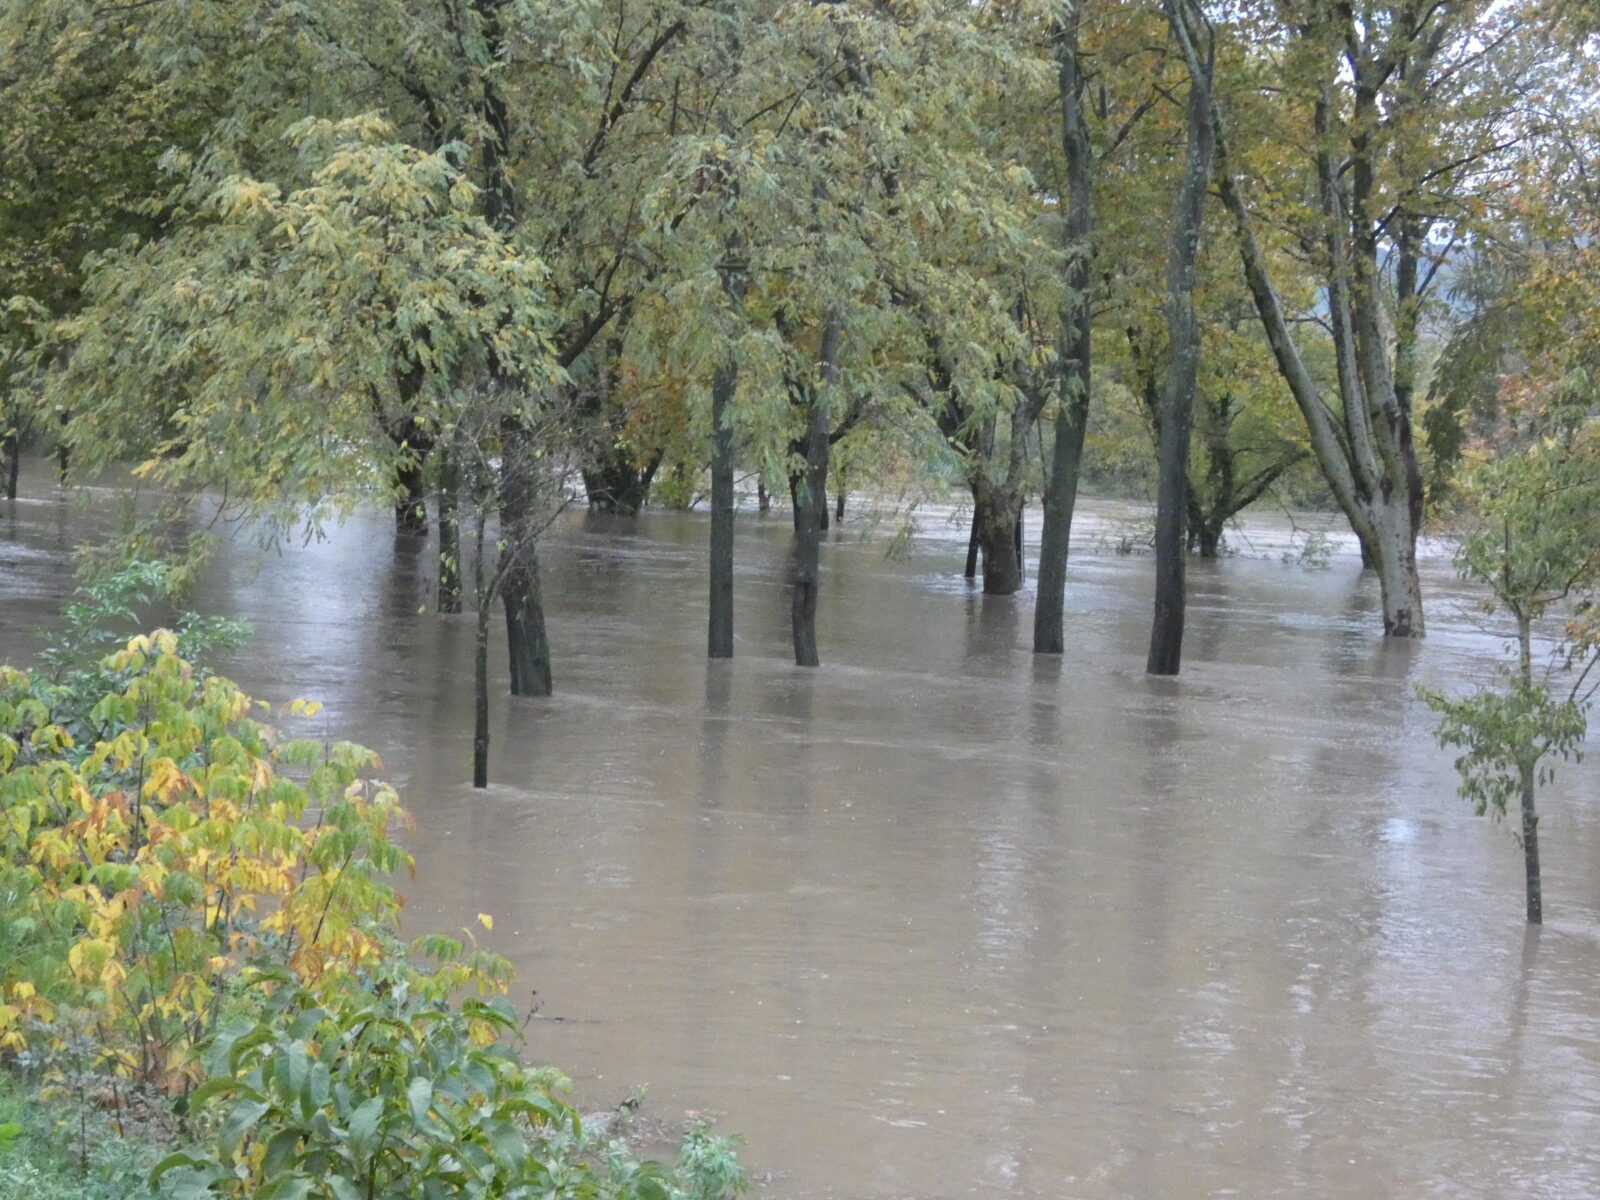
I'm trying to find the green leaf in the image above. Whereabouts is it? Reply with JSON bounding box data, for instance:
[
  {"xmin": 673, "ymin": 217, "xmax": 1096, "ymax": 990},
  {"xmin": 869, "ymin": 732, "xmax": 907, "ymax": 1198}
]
[
  {"xmin": 348, "ymin": 1094, "xmax": 385, "ymax": 1163},
  {"xmin": 220, "ymin": 1098, "xmax": 271, "ymax": 1159}
]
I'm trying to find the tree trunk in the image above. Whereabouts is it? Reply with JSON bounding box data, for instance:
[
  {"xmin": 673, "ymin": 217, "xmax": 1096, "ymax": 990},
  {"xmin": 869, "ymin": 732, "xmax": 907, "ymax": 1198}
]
[
  {"xmin": 789, "ymin": 469, "xmax": 829, "ymax": 533},
  {"xmin": 835, "ymin": 485, "xmax": 846, "ymax": 524},
  {"xmin": 758, "ymin": 479, "xmax": 770, "ymax": 513},
  {"xmin": 1147, "ymin": 10, "xmax": 1214, "ymax": 677},
  {"xmin": 56, "ymin": 408, "xmax": 69, "ymax": 485},
  {"xmin": 972, "ymin": 480, "xmax": 1024, "ymax": 595},
  {"xmin": 394, "ymin": 456, "xmax": 429, "ymax": 537},
  {"xmin": 792, "ymin": 314, "xmax": 839, "ymax": 668},
  {"xmin": 437, "ymin": 443, "xmax": 462, "ymax": 614},
  {"xmin": 473, "ymin": 508, "xmax": 491, "ymax": 788},
  {"xmin": 1520, "ymin": 758, "xmax": 1542, "ymax": 924},
  {"xmin": 1369, "ymin": 507, "xmax": 1423, "ymax": 637},
  {"xmin": 2, "ymin": 431, "xmax": 18, "ymax": 501},
  {"xmin": 708, "ymin": 359, "xmax": 738, "ymax": 658},
  {"xmin": 500, "ymin": 552, "xmax": 553, "ymax": 696},
  {"xmin": 499, "ymin": 416, "xmax": 554, "ymax": 696},
  {"xmin": 1034, "ymin": 8, "xmax": 1093, "ymax": 655},
  {"xmin": 1014, "ymin": 505, "xmax": 1024, "ymax": 583},
  {"xmin": 1518, "ymin": 614, "xmax": 1541, "ymax": 923},
  {"xmin": 582, "ymin": 451, "xmax": 660, "ymax": 514},
  {"xmin": 964, "ymin": 515, "xmax": 980, "ymax": 580}
]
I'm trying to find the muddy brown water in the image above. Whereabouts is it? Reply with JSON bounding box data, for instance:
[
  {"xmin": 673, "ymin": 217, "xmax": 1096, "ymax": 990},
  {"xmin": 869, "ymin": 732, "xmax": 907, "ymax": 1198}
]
[{"xmin": 3, "ymin": 463, "xmax": 1599, "ymax": 1198}]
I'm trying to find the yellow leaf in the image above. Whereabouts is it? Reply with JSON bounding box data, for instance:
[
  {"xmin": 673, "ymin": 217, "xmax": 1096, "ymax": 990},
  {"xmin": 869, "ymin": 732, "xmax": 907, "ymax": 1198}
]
[{"xmin": 477, "ymin": 913, "xmax": 493, "ymax": 931}]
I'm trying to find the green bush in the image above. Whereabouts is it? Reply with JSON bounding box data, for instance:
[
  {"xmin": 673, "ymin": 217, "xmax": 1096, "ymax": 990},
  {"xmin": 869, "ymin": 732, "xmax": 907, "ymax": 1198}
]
[{"xmin": 155, "ymin": 965, "xmax": 743, "ymax": 1200}]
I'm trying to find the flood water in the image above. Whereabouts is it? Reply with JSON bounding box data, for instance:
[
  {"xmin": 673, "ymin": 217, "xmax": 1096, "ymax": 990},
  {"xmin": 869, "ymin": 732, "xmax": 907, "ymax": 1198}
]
[{"xmin": 4, "ymin": 461, "xmax": 1600, "ymax": 1198}]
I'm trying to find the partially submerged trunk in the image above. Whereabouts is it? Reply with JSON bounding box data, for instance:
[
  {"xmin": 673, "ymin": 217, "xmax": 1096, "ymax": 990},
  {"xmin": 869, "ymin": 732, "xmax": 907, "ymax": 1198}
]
[
  {"xmin": 500, "ymin": 550, "xmax": 553, "ymax": 697},
  {"xmin": 791, "ymin": 314, "xmax": 840, "ymax": 668},
  {"xmin": 436, "ymin": 441, "xmax": 462, "ymax": 614},
  {"xmin": 971, "ymin": 478, "xmax": 1024, "ymax": 596},
  {"xmin": 473, "ymin": 508, "xmax": 491, "ymax": 789},
  {"xmin": 1517, "ymin": 615, "xmax": 1542, "ymax": 923},
  {"xmin": 1201, "ymin": 14, "xmax": 1430, "ymax": 637},
  {"xmin": 394, "ymin": 455, "xmax": 429, "ymax": 537},
  {"xmin": 708, "ymin": 359, "xmax": 738, "ymax": 658},
  {"xmin": 582, "ymin": 450, "xmax": 660, "ymax": 515},
  {"xmin": 1184, "ymin": 390, "xmax": 1306, "ymax": 559},
  {"xmin": 1147, "ymin": 8, "xmax": 1214, "ymax": 677},
  {"xmin": 2, "ymin": 431, "xmax": 17, "ymax": 501},
  {"xmin": 378, "ymin": 369, "xmax": 432, "ymax": 538},
  {"xmin": 499, "ymin": 416, "xmax": 554, "ymax": 696},
  {"xmin": 1034, "ymin": 8, "xmax": 1093, "ymax": 655},
  {"xmin": 1520, "ymin": 758, "xmax": 1542, "ymax": 924},
  {"xmin": 789, "ymin": 472, "xmax": 829, "ymax": 532}
]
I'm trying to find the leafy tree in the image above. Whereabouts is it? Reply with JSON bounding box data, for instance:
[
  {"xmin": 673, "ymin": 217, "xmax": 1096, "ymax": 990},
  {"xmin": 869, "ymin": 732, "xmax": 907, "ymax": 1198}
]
[
  {"xmin": 1419, "ymin": 396, "xmax": 1600, "ymax": 923},
  {"xmin": 53, "ymin": 114, "xmax": 557, "ymax": 529},
  {"xmin": 1199, "ymin": 0, "xmax": 1559, "ymax": 636}
]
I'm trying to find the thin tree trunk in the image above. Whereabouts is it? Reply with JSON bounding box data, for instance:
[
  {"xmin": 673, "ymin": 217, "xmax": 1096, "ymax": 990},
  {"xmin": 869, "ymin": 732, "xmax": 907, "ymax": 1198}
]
[
  {"xmin": 792, "ymin": 314, "xmax": 840, "ymax": 668},
  {"xmin": 1034, "ymin": 8, "xmax": 1093, "ymax": 655},
  {"xmin": 1520, "ymin": 758, "xmax": 1542, "ymax": 924},
  {"xmin": 2, "ymin": 431, "xmax": 17, "ymax": 501},
  {"xmin": 835, "ymin": 485, "xmax": 846, "ymax": 524},
  {"xmin": 708, "ymin": 359, "xmax": 738, "ymax": 658},
  {"xmin": 437, "ymin": 443, "xmax": 462, "ymax": 613},
  {"xmin": 964, "ymin": 517, "xmax": 980, "ymax": 580},
  {"xmin": 1518, "ymin": 615, "xmax": 1542, "ymax": 923},
  {"xmin": 1015, "ymin": 504, "xmax": 1024, "ymax": 583},
  {"xmin": 1147, "ymin": 9, "xmax": 1215, "ymax": 677},
  {"xmin": 758, "ymin": 479, "xmax": 770, "ymax": 513},
  {"xmin": 473, "ymin": 509, "xmax": 490, "ymax": 788}
]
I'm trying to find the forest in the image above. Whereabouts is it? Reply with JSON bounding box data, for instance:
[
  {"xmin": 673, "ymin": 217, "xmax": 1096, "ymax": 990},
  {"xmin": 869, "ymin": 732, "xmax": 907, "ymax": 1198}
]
[{"xmin": 2, "ymin": 0, "xmax": 1600, "ymax": 1195}]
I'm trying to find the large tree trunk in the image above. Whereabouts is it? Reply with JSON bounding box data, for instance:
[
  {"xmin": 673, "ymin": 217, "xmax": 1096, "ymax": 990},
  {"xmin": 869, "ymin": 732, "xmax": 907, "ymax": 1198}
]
[
  {"xmin": 708, "ymin": 358, "xmax": 738, "ymax": 659},
  {"xmin": 789, "ymin": 472, "xmax": 829, "ymax": 532},
  {"xmin": 500, "ymin": 551, "xmax": 553, "ymax": 696},
  {"xmin": 1034, "ymin": 7, "xmax": 1093, "ymax": 655},
  {"xmin": 500, "ymin": 416, "xmax": 554, "ymax": 696},
  {"xmin": 971, "ymin": 479, "xmax": 1024, "ymax": 595},
  {"xmin": 1147, "ymin": 9, "xmax": 1215, "ymax": 677},
  {"xmin": 1369, "ymin": 507, "xmax": 1423, "ymax": 637},
  {"xmin": 394, "ymin": 455, "xmax": 429, "ymax": 537},
  {"xmin": 791, "ymin": 314, "xmax": 840, "ymax": 668}
]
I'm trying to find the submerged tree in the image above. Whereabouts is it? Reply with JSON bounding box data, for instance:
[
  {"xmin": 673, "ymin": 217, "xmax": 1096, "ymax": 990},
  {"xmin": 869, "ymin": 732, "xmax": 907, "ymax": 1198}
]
[
  {"xmin": 1419, "ymin": 396, "xmax": 1600, "ymax": 923},
  {"xmin": 1146, "ymin": 0, "xmax": 1215, "ymax": 676},
  {"xmin": 1199, "ymin": 0, "xmax": 1556, "ymax": 637}
]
